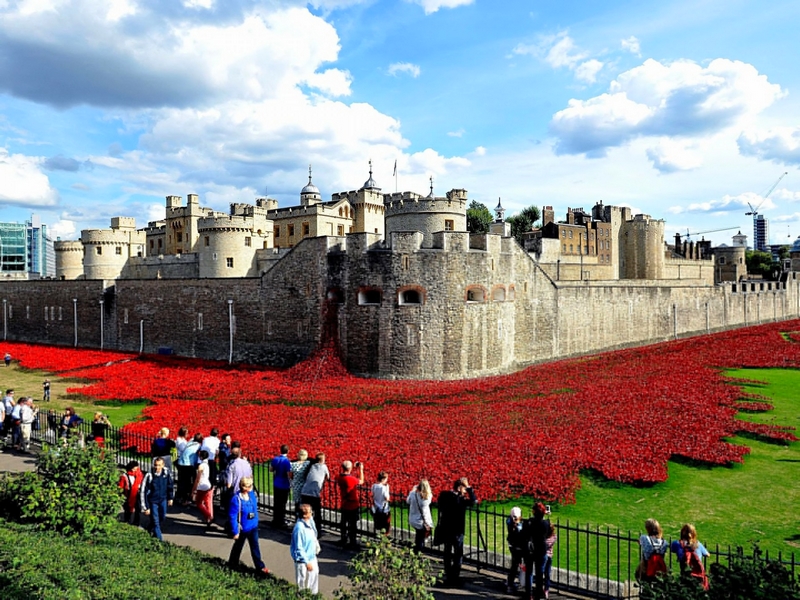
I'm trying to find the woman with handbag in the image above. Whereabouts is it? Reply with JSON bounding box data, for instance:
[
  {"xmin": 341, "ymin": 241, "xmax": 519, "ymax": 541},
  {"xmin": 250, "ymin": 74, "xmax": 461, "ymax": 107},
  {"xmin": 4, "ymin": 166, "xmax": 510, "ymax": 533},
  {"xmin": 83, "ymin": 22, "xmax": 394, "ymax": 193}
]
[{"xmin": 406, "ymin": 478, "xmax": 433, "ymax": 552}]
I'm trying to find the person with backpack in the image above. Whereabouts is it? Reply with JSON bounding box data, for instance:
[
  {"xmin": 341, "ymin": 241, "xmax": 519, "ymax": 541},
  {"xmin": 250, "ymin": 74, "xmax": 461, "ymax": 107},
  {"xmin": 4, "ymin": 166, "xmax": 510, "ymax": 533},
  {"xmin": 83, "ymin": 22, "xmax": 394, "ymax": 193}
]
[
  {"xmin": 637, "ymin": 518, "xmax": 668, "ymax": 584},
  {"xmin": 671, "ymin": 523, "xmax": 710, "ymax": 590},
  {"xmin": 119, "ymin": 460, "xmax": 144, "ymax": 526},
  {"xmin": 139, "ymin": 457, "xmax": 174, "ymax": 541}
]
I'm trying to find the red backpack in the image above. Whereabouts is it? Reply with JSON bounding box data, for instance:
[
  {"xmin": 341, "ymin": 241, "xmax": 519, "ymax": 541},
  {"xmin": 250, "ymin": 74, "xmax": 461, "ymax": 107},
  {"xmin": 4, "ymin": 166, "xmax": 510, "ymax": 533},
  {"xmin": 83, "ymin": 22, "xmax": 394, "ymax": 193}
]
[{"xmin": 685, "ymin": 546, "xmax": 709, "ymax": 590}]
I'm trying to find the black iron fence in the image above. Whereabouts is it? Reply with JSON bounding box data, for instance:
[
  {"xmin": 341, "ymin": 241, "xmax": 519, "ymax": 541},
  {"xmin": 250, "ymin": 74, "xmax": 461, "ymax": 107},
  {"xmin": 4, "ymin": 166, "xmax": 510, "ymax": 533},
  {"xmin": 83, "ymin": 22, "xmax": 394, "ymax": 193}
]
[{"xmin": 24, "ymin": 412, "xmax": 799, "ymax": 599}]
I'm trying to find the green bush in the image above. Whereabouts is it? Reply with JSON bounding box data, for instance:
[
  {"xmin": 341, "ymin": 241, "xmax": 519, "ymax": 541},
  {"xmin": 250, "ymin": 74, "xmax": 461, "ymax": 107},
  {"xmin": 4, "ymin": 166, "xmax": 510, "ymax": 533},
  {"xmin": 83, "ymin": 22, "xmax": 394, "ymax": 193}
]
[
  {"xmin": 333, "ymin": 536, "xmax": 435, "ymax": 600},
  {"xmin": 0, "ymin": 519, "xmax": 307, "ymax": 599},
  {"xmin": 640, "ymin": 547, "xmax": 800, "ymax": 600},
  {"xmin": 0, "ymin": 440, "xmax": 121, "ymax": 535}
]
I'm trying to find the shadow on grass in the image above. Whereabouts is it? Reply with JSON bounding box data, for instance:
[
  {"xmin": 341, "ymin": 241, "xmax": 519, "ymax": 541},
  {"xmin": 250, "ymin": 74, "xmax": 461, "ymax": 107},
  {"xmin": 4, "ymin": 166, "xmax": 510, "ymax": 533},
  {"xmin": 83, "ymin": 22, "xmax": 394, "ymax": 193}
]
[
  {"xmin": 580, "ymin": 469, "xmax": 659, "ymax": 489},
  {"xmin": 668, "ymin": 455, "xmax": 718, "ymax": 470},
  {"xmin": 735, "ymin": 431, "xmax": 793, "ymax": 446}
]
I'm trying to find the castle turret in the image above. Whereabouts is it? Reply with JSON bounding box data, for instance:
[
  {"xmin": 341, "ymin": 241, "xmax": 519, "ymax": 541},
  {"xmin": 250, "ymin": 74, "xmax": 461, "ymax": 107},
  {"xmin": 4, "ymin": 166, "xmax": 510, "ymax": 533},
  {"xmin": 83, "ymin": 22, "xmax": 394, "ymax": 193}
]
[
  {"xmin": 384, "ymin": 185, "xmax": 467, "ymax": 247},
  {"xmin": 300, "ymin": 165, "xmax": 321, "ymax": 207},
  {"xmin": 54, "ymin": 240, "xmax": 84, "ymax": 280},
  {"xmin": 351, "ymin": 160, "xmax": 385, "ymax": 236},
  {"xmin": 81, "ymin": 217, "xmax": 146, "ymax": 280}
]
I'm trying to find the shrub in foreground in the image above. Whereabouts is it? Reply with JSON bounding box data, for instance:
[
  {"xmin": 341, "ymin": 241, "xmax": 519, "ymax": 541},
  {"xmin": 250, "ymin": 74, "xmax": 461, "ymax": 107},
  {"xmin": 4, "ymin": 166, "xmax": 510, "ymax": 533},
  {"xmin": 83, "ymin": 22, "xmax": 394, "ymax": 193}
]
[
  {"xmin": 640, "ymin": 547, "xmax": 800, "ymax": 600},
  {"xmin": 0, "ymin": 440, "xmax": 120, "ymax": 535},
  {"xmin": 0, "ymin": 519, "xmax": 308, "ymax": 599},
  {"xmin": 334, "ymin": 535, "xmax": 435, "ymax": 600}
]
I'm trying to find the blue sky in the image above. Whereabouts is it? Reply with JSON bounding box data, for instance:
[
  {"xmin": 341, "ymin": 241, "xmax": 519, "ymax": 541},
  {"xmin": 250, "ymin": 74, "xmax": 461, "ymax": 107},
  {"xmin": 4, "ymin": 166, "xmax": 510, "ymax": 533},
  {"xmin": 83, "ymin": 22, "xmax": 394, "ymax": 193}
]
[{"xmin": 2, "ymin": 0, "xmax": 800, "ymax": 247}]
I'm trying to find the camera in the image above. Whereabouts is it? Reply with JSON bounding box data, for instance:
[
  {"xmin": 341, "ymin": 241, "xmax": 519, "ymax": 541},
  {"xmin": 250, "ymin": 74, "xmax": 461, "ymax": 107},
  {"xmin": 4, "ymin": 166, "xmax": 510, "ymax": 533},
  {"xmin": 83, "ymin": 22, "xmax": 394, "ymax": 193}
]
[
  {"xmin": 545, "ymin": 505, "xmax": 551, "ymax": 515},
  {"xmin": 247, "ymin": 512, "xmax": 255, "ymax": 520}
]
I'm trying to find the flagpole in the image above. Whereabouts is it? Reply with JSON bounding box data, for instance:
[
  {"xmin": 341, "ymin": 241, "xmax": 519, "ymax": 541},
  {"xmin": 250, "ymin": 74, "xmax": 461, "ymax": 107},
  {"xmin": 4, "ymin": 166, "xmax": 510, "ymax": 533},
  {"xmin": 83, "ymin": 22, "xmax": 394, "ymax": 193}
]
[{"xmin": 394, "ymin": 159, "xmax": 398, "ymax": 193}]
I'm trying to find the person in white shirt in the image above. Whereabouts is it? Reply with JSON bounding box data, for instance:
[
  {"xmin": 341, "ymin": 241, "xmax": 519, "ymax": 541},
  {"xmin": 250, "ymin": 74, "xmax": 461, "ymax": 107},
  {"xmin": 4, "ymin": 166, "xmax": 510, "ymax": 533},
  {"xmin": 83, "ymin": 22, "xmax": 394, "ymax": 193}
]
[
  {"xmin": 371, "ymin": 471, "xmax": 391, "ymax": 536},
  {"xmin": 200, "ymin": 427, "xmax": 221, "ymax": 486}
]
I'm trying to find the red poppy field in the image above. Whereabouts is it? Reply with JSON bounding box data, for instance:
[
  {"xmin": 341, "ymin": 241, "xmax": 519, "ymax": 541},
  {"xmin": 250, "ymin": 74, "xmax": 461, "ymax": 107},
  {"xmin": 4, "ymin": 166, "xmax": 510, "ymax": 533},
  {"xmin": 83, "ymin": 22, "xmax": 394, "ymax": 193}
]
[{"xmin": 7, "ymin": 320, "xmax": 800, "ymax": 503}]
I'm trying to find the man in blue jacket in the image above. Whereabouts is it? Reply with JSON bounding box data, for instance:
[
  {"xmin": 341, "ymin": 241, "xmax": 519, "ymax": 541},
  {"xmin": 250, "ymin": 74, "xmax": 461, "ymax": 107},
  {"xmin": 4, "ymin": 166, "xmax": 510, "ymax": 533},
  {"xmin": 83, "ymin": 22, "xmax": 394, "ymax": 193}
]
[
  {"xmin": 290, "ymin": 503, "xmax": 319, "ymax": 593},
  {"xmin": 139, "ymin": 457, "xmax": 174, "ymax": 541}
]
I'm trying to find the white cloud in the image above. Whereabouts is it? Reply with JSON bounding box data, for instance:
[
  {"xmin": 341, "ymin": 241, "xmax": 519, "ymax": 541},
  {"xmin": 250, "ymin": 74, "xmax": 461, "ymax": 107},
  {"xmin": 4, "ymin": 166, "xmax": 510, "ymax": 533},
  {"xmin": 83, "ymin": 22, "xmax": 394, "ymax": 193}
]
[
  {"xmin": 550, "ymin": 58, "xmax": 785, "ymax": 157},
  {"xmin": 646, "ymin": 139, "xmax": 704, "ymax": 173},
  {"xmin": 407, "ymin": 0, "xmax": 474, "ymax": 15},
  {"xmin": 48, "ymin": 219, "xmax": 77, "ymax": 240},
  {"xmin": 447, "ymin": 128, "xmax": 465, "ymax": 138},
  {"xmin": 668, "ymin": 191, "xmax": 776, "ymax": 215},
  {"xmin": 515, "ymin": 32, "xmax": 603, "ymax": 84},
  {"xmin": 387, "ymin": 62, "xmax": 421, "ymax": 78},
  {"xmin": 574, "ymin": 59, "xmax": 604, "ymax": 84},
  {"xmin": 0, "ymin": 3, "xmax": 350, "ymax": 108},
  {"xmin": 621, "ymin": 36, "xmax": 641, "ymax": 56},
  {"xmin": 544, "ymin": 34, "xmax": 587, "ymax": 69},
  {"xmin": 738, "ymin": 127, "xmax": 800, "ymax": 166},
  {"xmin": 0, "ymin": 148, "xmax": 59, "ymax": 206},
  {"xmin": 473, "ymin": 146, "xmax": 486, "ymax": 156}
]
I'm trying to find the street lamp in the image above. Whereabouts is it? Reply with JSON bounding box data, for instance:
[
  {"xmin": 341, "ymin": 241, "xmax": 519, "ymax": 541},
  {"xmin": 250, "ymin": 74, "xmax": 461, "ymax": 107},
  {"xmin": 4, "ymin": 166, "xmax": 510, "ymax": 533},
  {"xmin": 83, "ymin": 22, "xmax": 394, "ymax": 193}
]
[
  {"xmin": 2, "ymin": 299, "xmax": 6, "ymax": 341},
  {"xmin": 72, "ymin": 298, "xmax": 78, "ymax": 347},
  {"xmin": 228, "ymin": 299, "xmax": 234, "ymax": 364},
  {"xmin": 99, "ymin": 299, "xmax": 104, "ymax": 350}
]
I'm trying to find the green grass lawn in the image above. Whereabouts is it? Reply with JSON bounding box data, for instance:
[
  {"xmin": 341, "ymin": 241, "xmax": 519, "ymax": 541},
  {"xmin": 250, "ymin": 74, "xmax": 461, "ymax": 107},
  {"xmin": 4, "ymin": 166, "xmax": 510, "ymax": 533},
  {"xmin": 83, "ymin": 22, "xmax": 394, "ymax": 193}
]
[{"xmin": 490, "ymin": 368, "xmax": 800, "ymax": 559}]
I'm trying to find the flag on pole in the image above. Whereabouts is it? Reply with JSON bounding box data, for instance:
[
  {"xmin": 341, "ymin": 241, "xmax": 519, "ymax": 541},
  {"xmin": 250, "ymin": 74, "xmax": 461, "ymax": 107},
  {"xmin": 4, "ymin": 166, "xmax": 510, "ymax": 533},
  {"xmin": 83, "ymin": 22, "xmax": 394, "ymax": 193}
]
[{"xmin": 393, "ymin": 160, "xmax": 397, "ymax": 177}]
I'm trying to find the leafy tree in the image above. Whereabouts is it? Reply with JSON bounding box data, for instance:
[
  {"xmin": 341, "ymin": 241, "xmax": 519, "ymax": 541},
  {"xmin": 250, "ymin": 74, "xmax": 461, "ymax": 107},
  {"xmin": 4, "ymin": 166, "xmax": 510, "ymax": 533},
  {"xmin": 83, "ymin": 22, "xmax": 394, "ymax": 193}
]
[
  {"xmin": 466, "ymin": 200, "xmax": 493, "ymax": 234},
  {"xmin": 334, "ymin": 535, "xmax": 435, "ymax": 600},
  {"xmin": 506, "ymin": 205, "xmax": 541, "ymax": 245},
  {"xmin": 0, "ymin": 440, "xmax": 122, "ymax": 535},
  {"xmin": 745, "ymin": 250, "xmax": 779, "ymax": 279}
]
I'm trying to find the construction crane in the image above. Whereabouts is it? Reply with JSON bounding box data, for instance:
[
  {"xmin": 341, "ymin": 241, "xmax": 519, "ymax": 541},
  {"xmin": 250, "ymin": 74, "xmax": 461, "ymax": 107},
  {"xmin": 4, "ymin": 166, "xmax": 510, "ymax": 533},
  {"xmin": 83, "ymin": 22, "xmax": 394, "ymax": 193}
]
[
  {"xmin": 745, "ymin": 171, "xmax": 789, "ymax": 251},
  {"xmin": 683, "ymin": 226, "xmax": 740, "ymax": 242}
]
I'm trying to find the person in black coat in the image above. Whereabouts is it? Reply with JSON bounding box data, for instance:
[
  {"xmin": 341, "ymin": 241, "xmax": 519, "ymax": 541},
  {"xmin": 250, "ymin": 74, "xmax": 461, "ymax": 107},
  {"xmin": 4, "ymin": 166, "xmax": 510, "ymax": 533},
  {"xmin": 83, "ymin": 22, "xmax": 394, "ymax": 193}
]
[
  {"xmin": 524, "ymin": 502, "xmax": 551, "ymax": 600},
  {"xmin": 436, "ymin": 477, "xmax": 477, "ymax": 587}
]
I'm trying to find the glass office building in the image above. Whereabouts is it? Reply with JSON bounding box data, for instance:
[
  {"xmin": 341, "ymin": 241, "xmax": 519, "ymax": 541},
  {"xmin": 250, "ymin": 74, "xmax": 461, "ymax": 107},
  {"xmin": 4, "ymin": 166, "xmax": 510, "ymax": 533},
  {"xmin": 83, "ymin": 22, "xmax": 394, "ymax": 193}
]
[{"xmin": 0, "ymin": 215, "xmax": 55, "ymax": 278}]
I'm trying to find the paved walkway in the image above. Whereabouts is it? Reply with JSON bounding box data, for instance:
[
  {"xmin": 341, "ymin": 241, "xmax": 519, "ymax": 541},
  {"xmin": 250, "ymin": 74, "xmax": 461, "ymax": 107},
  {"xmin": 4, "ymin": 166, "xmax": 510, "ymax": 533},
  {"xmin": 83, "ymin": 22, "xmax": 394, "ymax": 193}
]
[{"xmin": 0, "ymin": 448, "xmax": 587, "ymax": 599}]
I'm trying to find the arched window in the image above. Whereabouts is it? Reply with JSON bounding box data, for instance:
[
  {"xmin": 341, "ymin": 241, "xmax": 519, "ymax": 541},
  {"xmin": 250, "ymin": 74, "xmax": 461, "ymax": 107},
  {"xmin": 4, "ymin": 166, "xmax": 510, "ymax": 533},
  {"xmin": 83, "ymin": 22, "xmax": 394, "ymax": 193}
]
[
  {"xmin": 327, "ymin": 287, "xmax": 345, "ymax": 304},
  {"xmin": 466, "ymin": 286, "xmax": 486, "ymax": 302},
  {"xmin": 358, "ymin": 288, "xmax": 382, "ymax": 305},
  {"xmin": 492, "ymin": 287, "xmax": 506, "ymax": 302},
  {"xmin": 508, "ymin": 285, "xmax": 516, "ymax": 301},
  {"xmin": 399, "ymin": 289, "xmax": 422, "ymax": 305}
]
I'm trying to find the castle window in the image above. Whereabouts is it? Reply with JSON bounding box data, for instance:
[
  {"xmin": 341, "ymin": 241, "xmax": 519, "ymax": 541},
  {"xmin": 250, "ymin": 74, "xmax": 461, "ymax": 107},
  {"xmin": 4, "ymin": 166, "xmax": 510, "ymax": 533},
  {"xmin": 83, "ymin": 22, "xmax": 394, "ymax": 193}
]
[
  {"xmin": 197, "ymin": 313, "xmax": 203, "ymax": 331},
  {"xmin": 226, "ymin": 257, "xmax": 234, "ymax": 268},
  {"xmin": 563, "ymin": 244, "xmax": 566, "ymax": 252},
  {"xmin": 718, "ymin": 256, "xmax": 726, "ymax": 264},
  {"xmin": 402, "ymin": 255, "xmax": 410, "ymax": 270},
  {"xmin": 158, "ymin": 239, "xmax": 163, "ymax": 249},
  {"xmin": 562, "ymin": 230, "xmax": 566, "ymax": 238},
  {"xmin": 338, "ymin": 207, "xmax": 343, "ymax": 217},
  {"xmin": 349, "ymin": 226, "xmax": 353, "ymax": 233},
  {"xmin": 245, "ymin": 237, "xmax": 252, "ymax": 247},
  {"xmin": 116, "ymin": 247, "xmax": 122, "ymax": 255},
  {"xmin": 569, "ymin": 230, "xmax": 573, "ymax": 238},
  {"xmin": 570, "ymin": 244, "xmax": 573, "ymax": 253},
  {"xmin": 338, "ymin": 225, "xmax": 344, "ymax": 236},
  {"xmin": 274, "ymin": 226, "xmax": 280, "ymax": 238},
  {"xmin": 25, "ymin": 305, "xmax": 29, "ymax": 319},
  {"xmin": 445, "ymin": 219, "xmax": 454, "ymax": 231},
  {"xmin": 327, "ymin": 288, "xmax": 345, "ymax": 304},
  {"xmin": 177, "ymin": 232, "xmax": 183, "ymax": 243},
  {"xmin": 492, "ymin": 287, "xmax": 506, "ymax": 302},
  {"xmin": 96, "ymin": 246, "xmax": 102, "ymax": 255},
  {"xmin": 288, "ymin": 224, "xmax": 295, "ymax": 237},
  {"xmin": 50, "ymin": 307, "xmax": 55, "ymax": 321},
  {"xmin": 212, "ymin": 252, "xmax": 218, "ymax": 261},
  {"xmin": 358, "ymin": 288, "xmax": 382, "ymax": 305},
  {"xmin": 466, "ymin": 286, "xmax": 485, "ymax": 302},
  {"xmin": 508, "ymin": 285, "xmax": 516, "ymax": 301},
  {"xmin": 204, "ymin": 236, "xmax": 210, "ymax": 247},
  {"xmin": 150, "ymin": 240, "xmax": 154, "ymax": 249},
  {"xmin": 399, "ymin": 289, "xmax": 423, "ymax": 305},
  {"xmin": 302, "ymin": 222, "xmax": 310, "ymax": 237},
  {"xmin": 123, "ymin": 309, "xmax": 128, "ymax": 324},
  {"xmin": 44, "ymin": 306, "xmax": 48, "ymax": 321}
]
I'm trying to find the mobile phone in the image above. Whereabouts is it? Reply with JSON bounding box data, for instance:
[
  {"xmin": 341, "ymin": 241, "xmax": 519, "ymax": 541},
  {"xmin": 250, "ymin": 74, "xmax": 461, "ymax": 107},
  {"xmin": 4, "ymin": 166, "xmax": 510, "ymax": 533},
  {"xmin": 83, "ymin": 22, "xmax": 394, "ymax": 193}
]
[{"xmin": 545, "ymin": 505, "xmax": 551, "ymax": 514}]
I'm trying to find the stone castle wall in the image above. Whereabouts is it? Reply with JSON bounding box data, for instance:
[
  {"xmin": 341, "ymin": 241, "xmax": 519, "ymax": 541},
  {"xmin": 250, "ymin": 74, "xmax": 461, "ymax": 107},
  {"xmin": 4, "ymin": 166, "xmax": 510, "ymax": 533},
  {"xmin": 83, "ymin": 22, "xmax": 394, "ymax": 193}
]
[{"xmin": 2, "ymin": 233, "xmax": 798, "ymax": 379}]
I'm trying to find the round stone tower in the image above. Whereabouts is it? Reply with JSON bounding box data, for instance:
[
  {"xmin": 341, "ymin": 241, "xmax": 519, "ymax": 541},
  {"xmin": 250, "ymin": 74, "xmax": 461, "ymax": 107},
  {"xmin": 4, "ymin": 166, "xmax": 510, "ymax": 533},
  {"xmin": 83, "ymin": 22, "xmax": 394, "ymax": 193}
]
[
  {"xmin": 54, "ymin": 240, "xmax": 84, "ymax": 280},
  {"xmin": 384, "ymin": 181, "xmax": 467, "ymax": 247},
  {"xmin": 197, "ymin": 216, "xmax": 265, "ymax": 278},
  {"xmin": 81, "ymin": 218, "xmax": 144, "ymax": 280}
]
